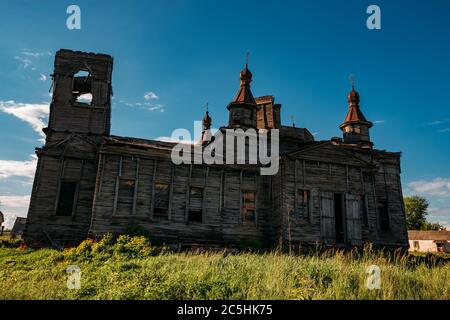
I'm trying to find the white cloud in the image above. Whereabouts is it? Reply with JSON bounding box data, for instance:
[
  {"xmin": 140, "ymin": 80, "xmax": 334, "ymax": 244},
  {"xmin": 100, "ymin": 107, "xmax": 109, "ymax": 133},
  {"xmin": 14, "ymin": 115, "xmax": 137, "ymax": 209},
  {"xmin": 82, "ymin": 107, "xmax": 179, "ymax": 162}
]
[
  {"xmin": 374, "ymin": 120, "xmax": 385, "ymax": 124},
  {"xmin": 408, "ymin": 178, "xmax": 450, "ymax": 197},
  {"xmin": 144, "ymin": 91, "xmax": 159, "ymax": 100},
  {"xmin": 144, "ymin": 103, "xmax": 165, "ymax": 112},
  {"xmin": 76, "ymin": 93, "xmax": 92, "ymax": 103},
  {"xmin": 21, "ymin": 49, "xmax": 51, "ymax": 58},
  {"xmin": 428, "ymin": 207, "xmax": 450, "ymax": 217},
  {"xmin": 0, "ymin": 195, "xmax": 31, "ymax": 209},
  {"xmin": 422, "ymin": 118, "xmax": 450, "ymax": 126},
  {"xmin": 0, "ymin": 100, "xmax": 49, "ymax": 138},
  {"xmin": 14, "ymin": 56, "xmax": 33, "ymax": 69},
  {"xmin": 39, "ymin": 73, "xmax": 47, "ymax": 81},
  {"xmin": 0, "ymin": 155, "xmax": 37, "ymax": 180}
]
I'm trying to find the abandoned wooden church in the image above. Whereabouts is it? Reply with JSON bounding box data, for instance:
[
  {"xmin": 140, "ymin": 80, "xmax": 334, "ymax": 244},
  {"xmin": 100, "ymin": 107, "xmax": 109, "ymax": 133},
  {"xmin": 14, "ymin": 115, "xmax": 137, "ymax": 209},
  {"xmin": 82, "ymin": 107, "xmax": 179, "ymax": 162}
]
[{"xmin": 24, "ymin": 49, "xmax": 409, "ymax": 250}]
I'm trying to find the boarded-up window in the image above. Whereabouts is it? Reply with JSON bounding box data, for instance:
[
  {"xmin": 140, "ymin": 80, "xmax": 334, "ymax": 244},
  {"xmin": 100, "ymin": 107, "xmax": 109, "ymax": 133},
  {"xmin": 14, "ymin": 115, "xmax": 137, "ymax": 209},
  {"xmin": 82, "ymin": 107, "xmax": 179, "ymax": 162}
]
[
  {"xmin": 188, "ymin": 187, "xmax": 203, "ymax": 223},
  {"xmin": 154, "ymin": 183, "xmax": 169, "ymax": 219},
  {"xmin": 56, "ymin": 181, "xmax": 77, "ymax": 216},
  {"xmin": 117, "ymin": 179, "xmax": 135, "ymax": 215},
  {"xmin": 379, "ymin": 201, "xmax": 390, "ymax": 231},
  {"xmin": 297, "ymin": 189, "xmax": 310, "ymax": 217},
  {"xmin": 242, "ymin": 191, "xmax": 256, "ymax": 223}
]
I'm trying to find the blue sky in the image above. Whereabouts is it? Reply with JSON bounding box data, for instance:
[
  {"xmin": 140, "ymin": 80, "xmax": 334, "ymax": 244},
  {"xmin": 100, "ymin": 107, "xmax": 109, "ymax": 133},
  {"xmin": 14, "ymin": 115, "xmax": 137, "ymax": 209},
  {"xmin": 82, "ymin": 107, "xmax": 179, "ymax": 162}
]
[{"xmin": 0, "ymin": 0, "xmax": 449, "ymax": 228}]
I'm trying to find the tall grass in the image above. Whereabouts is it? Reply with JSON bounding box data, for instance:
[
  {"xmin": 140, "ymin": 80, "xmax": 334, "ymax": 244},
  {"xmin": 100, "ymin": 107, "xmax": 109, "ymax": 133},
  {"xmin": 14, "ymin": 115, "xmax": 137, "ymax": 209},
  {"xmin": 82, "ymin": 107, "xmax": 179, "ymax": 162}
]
[{"xmin": 0, "ymin": 236, "xmax": 448, "ymax": 300}]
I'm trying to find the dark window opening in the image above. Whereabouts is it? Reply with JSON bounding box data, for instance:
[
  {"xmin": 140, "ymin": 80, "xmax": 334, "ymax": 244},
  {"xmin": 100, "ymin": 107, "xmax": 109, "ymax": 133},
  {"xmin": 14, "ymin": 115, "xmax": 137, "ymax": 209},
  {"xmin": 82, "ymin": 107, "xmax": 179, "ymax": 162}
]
[
  {"xmin": 360, "ymin": 195, "xmax": 369, "ymax": 226},
  {"xmin": 188, "ymin": 187, "xmax": 203, "ymax": 223},
  {"xmin": 334, "ymin": 193, "xmax": 345, "ymax": 243},
  {"xmin": 242, "ymin": 191, "xmax": 256, "ymax": 223},
  {"xmin": 117, "ymin": 179, "xmax": 135, "ymax": 215},
  {"xmin": 297, "ymin": 189, "xmax": 310, "ymax": 218},
  {"xmin": 72, "ymin": 70, "xmax": 93, "ymax": 105},
  {"xmin": 154, "ymin": 183, "xmax": 170, "ymax": 219},
  {"xmin": 379, "ymin": 201, "xmax": 390, "ymax": 231},
  {"xmin": 56, "ymin": 181, "xmax": 77, "ymax": 216}
]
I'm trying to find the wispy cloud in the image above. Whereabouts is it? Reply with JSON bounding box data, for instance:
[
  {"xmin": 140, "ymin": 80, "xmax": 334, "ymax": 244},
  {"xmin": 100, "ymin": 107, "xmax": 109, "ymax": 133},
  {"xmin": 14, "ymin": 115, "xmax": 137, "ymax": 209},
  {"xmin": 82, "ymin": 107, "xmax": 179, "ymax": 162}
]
[
  {"xmin": 118, "ymin": 100, "xmax": 165, "ymax": 112},
  {"xmin": 0, "ymin": 195, "xmax": 31, "ymax": 208},
  {"xmin": 39, "ymin": 73, "xmax": 47, "ymax": 82},
  {"xmin": 0, "ymin": 100, "xmax": 49, "ymax": 138},
  {"xmin": 14, "ymin": 56, "xmax": 33, "ymax": 69},
  {"xmin": 0, "ymin": 155, "xmax": 37, "ymax": 181},
  {"xmin": 428, "ymin": 206, "xmax": 450, "ymax": 217},
  {"xmin": 21, "ymin": 49, "xmax": 51, "ymax": 58},
  {"xmin": 373, "ymin": 120, "xmax": 385, "ymax": 124},
  {"xmin": 408, "ymin": 178, "xmax": 450, "ymax": 197},
  {"xmin": 144, "ymin": 103, "xmax": 165, "ymax": 112},
  {"xmin": 439, "ymin": 128, "xmax": 450, "ymax": 133},
  {"xmin": 144, "ymin": 91, "xmax": 159, "ymax": 100},
  {"xmin": 421, "ymin": 118, "xmax": 450, "ymax": 126}
]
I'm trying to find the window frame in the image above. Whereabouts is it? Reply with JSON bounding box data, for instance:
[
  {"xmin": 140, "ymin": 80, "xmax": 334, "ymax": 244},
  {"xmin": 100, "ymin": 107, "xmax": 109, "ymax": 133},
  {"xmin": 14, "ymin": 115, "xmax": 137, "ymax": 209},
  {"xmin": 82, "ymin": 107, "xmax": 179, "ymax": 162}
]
[
  {"xmin": 153, "ymin": 182, "xmax": 170, "ymax": 220},
  {"xmin": 188, "ymin": 186, "xmax": 204, "ymax": 223},
  {"xmin": 55, "ymin": 180, "xmax": 79, "ymax": 217},
  {"xmin": 242, "ymin": 190, "xmax": 257, "ymax": 224}
]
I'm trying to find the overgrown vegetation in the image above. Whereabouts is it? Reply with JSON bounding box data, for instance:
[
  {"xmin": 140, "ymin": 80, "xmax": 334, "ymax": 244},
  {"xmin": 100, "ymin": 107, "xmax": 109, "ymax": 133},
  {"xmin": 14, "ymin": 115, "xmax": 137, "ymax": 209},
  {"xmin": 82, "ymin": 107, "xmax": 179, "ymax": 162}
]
[{"xmin": 0, "ymin": 235, "xmax": 448, "ymax": 300}]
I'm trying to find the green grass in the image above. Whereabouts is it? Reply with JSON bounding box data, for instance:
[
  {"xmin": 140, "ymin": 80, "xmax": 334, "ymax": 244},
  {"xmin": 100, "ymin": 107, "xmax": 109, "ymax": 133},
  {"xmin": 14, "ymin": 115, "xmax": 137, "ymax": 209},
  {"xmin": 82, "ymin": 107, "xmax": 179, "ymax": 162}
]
[{"xmin": 0, "ymin": 235, "xmax": 449, "ymax": 300}]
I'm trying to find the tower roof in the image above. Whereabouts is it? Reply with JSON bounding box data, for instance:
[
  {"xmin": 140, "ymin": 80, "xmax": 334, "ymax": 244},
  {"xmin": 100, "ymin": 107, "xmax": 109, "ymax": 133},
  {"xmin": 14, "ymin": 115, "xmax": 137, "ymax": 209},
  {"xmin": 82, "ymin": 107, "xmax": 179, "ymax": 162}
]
[
  {"xmin": 340, "ymin": 86, "xmax": 372, "ymax": 128},
  {"xmin": 230, "ymin": 64, "xmax": 257, "ymax": 105}
]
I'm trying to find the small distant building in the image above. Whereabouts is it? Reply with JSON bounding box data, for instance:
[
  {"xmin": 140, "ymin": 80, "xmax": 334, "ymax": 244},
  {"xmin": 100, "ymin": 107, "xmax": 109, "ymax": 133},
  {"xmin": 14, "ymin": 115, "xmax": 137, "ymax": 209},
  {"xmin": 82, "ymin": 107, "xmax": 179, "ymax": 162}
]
[
  {"xmin": 0, "ymin": 211, "xmax": 4, "ymax": 236},
  {"xmin": 408, "ymin": 230, "xmax": 450, "ymax": 253},
  {"xmin": 11, "ymin": 217, "xmax": 27, "ymax": 239}
]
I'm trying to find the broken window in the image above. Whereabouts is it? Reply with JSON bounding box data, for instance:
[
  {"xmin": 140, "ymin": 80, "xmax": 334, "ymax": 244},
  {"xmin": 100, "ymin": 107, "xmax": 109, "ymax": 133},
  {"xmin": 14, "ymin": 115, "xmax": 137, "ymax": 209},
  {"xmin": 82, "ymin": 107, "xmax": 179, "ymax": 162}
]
[
  {"xmin": 413, "ymin": 241, "xmax": 420, "ymax": 250},
  {"xmin": 242, "ymin": 191, "xmax": 256, "ymax": 223},
  {"xmin": 378, "ymin": 201, "xmax": 390, "ymax": 231},
  {"xmin": 188, "ymin": 187, "xmax": 203, "ymax": 223},
  {"xmin": 117, "ymin": 179, "xmax": 135, "ymax": 215},
  {"xmin": 72, "ymin": 70, "xmax": 93, "ymax": 105},
  {"xmin": 297, "ymin": 189, "xmax": 310, "ymax": 218},
  {"xmin": 154, "ymin": 183, "xmax": 170, "ymax": 219},
  {"xmin": 56, "ymin": 181, "xmax": 78, "ymax": 216}
]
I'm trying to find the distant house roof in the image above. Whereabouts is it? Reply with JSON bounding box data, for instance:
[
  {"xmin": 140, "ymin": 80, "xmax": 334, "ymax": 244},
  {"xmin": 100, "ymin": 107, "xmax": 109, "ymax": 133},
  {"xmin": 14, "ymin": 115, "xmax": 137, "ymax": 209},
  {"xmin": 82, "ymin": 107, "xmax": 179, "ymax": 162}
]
[
  {"xmin": 408, "ymin": 230, "xmax": 450, "ymax": 241},
  {"xmin": 11, "ymin": 217, "xmax": 27, "ymax": 237}
]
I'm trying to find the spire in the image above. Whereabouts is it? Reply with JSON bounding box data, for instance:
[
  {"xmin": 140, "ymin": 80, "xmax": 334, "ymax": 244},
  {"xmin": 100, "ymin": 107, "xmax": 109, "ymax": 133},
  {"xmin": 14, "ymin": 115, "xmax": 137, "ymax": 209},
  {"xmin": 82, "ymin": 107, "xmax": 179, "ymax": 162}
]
[
  {"xmin": 202, "ymin": 102, "xmax": 211, "ymax": 130},
  {"xmin": 230, "ymin": 51, "xmax": 256, "ymax": 105},
  {"xmin": 339, "ymin": 75, "xmax": 373, "ymax": 148},
  {"xmin": 341, "ymin": 76, "xmax": 369, "ymax": 125}
]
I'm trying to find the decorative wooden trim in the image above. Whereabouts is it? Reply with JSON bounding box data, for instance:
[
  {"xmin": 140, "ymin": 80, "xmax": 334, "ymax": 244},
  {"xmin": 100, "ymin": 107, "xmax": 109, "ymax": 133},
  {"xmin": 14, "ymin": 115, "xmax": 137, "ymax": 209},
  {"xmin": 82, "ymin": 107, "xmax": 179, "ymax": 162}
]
[
  {"xmin": 150, "ymin": 159, "xmax": 158, "ymax": 219},
  {"xmin": 239, "ymin": 170, "xmax": 243, "ymax": 224},
  {"xmin": 168, "ymin": 163, "xmax": 174, "ymax": 220},
  {"xmin": 72, "ymin": 159, "xmax": 85, "ymax": 218},
  {"xmin": 302, "ymin": 159, "xmax": 306, "ymax": 187},
  {"xmin": 203, "ymin": 167, "xmax": 209, "ymax": 223},
  {"xmin": 185, "ymin": 165, "xmax": 192, "ymax": 222},
  {"xmin": 113, "ymin": 156, "xmax": 123, "ymax": 216},
  {"xmin": 53, "ymin": 157, "xmax": 66, "ymax": 215},
  {"xmin": 132, "ymin": 157, "xmax": 140, "ymax": 216},
  {"xmin": 219, "ymin": 169, "xmax": 224, "ymax": 213}
]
